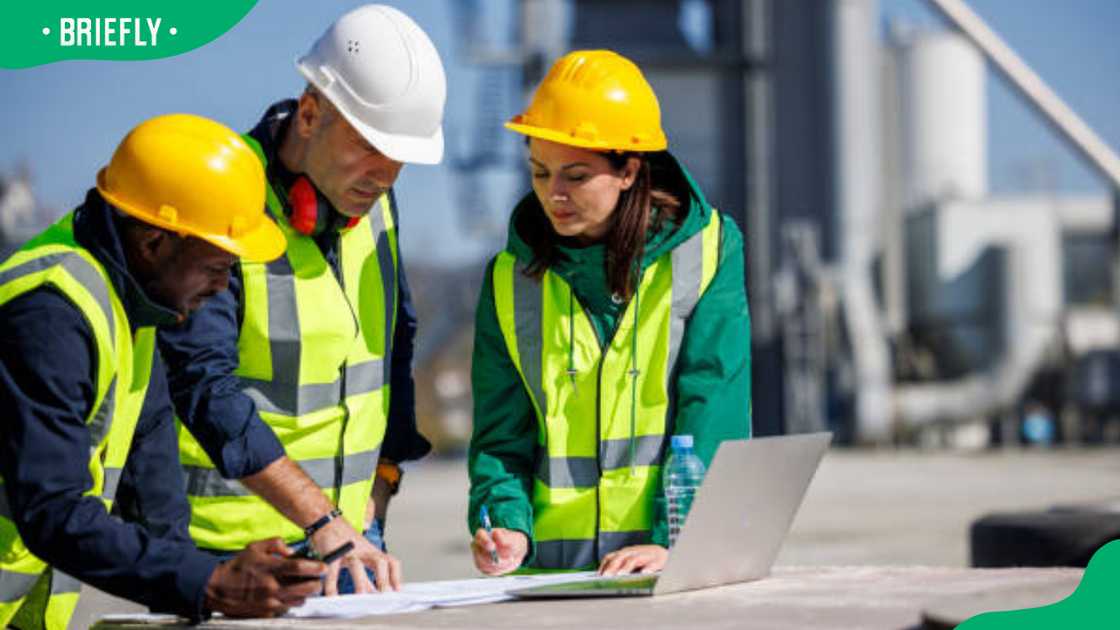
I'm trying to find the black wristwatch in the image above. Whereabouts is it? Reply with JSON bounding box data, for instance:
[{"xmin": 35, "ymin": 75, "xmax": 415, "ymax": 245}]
[{"xmin": 303, "ymin": 507, "xmax": 343, "ymax": 538}]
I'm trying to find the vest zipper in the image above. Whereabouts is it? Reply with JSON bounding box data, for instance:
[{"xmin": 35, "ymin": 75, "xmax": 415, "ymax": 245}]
[
  {"xmin": 589, "ymin": 268, "xmax": 644, "ymax": 562},
  {"xmin": 336, "ymin": 373, "xmax": 348, "ymax": 506},
  {"xmin": 567, "ymin": 288, "xmax": 609, "ymax": 565},
  {"xmin": 589, "ymin": 291, "xmax": 627, "ymax": 566},
  {"xmin": 593, "ymin": 352, "xmax": 606, "ymax": 564}
]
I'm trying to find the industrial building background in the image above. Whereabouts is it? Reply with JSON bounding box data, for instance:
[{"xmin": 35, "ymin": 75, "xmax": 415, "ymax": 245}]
[
  {"xmin": 3, "ymin": 0, "xmax": 1118, "ymax": 453},
  {"xmin": 6, "ymin": 1, "xmax": 1119, "ymax": 626}
]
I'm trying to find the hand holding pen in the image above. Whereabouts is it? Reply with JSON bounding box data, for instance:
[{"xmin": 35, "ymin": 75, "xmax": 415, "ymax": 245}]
[
  {"xmin": 471, "ymin": 505, "xmax": 529, "ymax": 576},
  {"xmin": 480, "ymin": 505, "xmax": 499, "ymax": 564}
]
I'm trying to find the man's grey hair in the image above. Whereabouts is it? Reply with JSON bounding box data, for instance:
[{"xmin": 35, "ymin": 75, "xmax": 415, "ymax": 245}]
[{"xmin": 302, "ymin": 83, "xmax": 340, "ymax": 126}]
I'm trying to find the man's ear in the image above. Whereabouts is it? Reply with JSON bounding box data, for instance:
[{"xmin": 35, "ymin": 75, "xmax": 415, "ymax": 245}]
[
  {"xmin": 132, "ymin": 225, "xmax": 176, "ymax": 267},
  {"xmin": 294, "ymin": 92, "xmax": 323, "ymax": 139}
]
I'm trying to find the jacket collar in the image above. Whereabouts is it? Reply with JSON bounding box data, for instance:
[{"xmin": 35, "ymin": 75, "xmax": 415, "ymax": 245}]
[
  {"xmin": 72, "ymin": 189, "xmax": 182, "ymax": 330},
  {"xmin": 248, "ymin": 99, "xmax": 351, "ymax": 247},
  {"xmin": 248, "ymin": 99, "xmax": 300, "ymax": 193}
]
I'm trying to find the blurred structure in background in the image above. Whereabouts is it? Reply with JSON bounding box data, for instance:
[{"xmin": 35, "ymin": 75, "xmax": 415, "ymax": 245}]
[
  {"xmin": 424, "ymin": 0, "xmax": 1120, "ymax": 451},
  {"xmin": 887, "ymin": 0, "xmax": 1120, "ymax": 448},
  {"xmin": 410, "ymin": 264, "xmax": 482, "ymax": 454},
  {"xmin": 0, "ymin": 167, "xmax": 52, "ymax": 260},
  {"xmin": 4, "ymin": 1, "xmax": 1117, "ymax": 452}
]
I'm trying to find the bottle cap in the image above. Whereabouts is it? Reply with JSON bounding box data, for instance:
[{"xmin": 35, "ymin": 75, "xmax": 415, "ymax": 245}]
[{"xmin": 671, "ymin": 434, "xmax": 694, "ymax": 450}]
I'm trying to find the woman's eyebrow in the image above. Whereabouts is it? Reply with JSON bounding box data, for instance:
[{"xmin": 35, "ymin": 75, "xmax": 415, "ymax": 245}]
[{"xmin": 528, "ymin": 157, "xmax": 592, "ymax": 170}]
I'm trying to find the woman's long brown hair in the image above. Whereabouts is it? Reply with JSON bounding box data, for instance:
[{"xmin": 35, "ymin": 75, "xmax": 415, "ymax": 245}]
[{"xmin": 520, "ymin": 151, "xmax": 687, "ymax": 300}]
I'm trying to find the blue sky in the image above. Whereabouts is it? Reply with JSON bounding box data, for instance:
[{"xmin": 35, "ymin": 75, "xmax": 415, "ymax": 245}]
[
  {"xmin": 1, "ymin": 0, "xmax": 1118, "ymax": 266},
  {"xmin": 1, "ymin": 0, "xmax": 520, "ymax": 266}
]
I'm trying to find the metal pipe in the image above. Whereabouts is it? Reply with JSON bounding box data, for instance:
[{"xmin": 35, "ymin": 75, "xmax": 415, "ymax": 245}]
[
  {"xmin": 744, "ymin": 0, "xmax": 775, "ymax": 343},
  {"xmin": 833, "ymin": 0, "xmax": 892, "ymax": 442}
]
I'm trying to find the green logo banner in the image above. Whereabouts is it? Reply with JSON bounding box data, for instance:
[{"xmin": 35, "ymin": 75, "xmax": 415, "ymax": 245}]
[
  {"xmin": 0, "ymin": 1, "xmax": 258, "ymax": 69},
  {"xmin": 959, "ymin": 540, "xmax": 1120, "ymax": 629}
]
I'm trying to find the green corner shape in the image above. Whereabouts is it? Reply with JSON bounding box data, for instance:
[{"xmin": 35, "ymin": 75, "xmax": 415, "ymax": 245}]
[
  {"xmin": 1, "ymin": 1, "xmax": 258, "ymax": 69},
  {"xmin": 957, "ymin": 539, "xmax": 1120, "ymax": 629}
]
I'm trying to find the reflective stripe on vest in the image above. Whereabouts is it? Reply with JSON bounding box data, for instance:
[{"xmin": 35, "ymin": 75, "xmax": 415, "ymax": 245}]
[
  {"xmin": 182, "ymin": 448, "xmax": 379, "ymax": 497},
  {"xmin": 493, "ymin": 211, "xmax": 721, "ymax": 570},
  {"xmin": 178, "ymin": 135, "xmax": 399, "ymax": 550},
  {"xmin": 0, "ymin": 213, "xmax": 154, "ymax": 630}
]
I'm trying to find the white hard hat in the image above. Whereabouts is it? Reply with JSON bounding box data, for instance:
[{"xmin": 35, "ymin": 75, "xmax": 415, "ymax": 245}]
[{"xmin": 297, "ymin": 4, "xmax": 446, "ymax": 165}]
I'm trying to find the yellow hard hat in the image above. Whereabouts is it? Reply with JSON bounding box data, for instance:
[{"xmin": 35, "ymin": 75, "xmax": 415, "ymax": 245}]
[
  {"xmin": 96, "ymin": 114, "xmax": 284, "ymax": 263},
  {"xmin": 505, "ymin": 49, "xmax": 667, "ymax": 152}
]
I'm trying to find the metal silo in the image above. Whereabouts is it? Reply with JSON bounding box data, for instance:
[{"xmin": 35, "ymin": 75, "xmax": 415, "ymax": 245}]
[{"xmin": 899, "ymin": 31, "xmax": 987, "ymax": 210}]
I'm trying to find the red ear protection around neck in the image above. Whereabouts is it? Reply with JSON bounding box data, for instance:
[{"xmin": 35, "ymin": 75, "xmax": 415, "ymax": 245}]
[
  {"xmin": 287, "ymin": 176, "xmax": 360, "ymax": 236},
  {"xmin": 287, "ymin": 176, "xmax": 322, "ymax": 235}
]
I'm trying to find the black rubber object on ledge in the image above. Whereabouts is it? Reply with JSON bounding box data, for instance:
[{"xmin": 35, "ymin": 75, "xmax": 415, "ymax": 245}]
[{"xmin": 971, "ymin": 508, "xmax": 1120, "ymax": 567}]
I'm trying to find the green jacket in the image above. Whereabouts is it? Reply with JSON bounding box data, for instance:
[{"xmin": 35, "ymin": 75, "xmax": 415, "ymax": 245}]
[{"xmin": 468, "ymin": 152, "xmax": 751, "ymax": 563}]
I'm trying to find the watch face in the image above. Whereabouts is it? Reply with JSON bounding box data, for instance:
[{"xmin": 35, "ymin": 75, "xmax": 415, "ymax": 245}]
[{"xmin": 376, "ymin": 462, "xmax": 403, "ymax": 495}]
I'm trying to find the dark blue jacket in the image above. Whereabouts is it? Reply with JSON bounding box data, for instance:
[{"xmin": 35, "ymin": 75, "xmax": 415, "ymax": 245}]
[
  {"xmin": 0, "ymin": 194, "xmax": 218, "ymax": 619},
  {"xmin": 157, "ymin": 101, "xmax": 430, "ymax": 489}
]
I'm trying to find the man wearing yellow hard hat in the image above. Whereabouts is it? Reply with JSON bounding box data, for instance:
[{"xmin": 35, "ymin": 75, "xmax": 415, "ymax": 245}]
[
  {"xmin": 156, "ymin": 4, "xmax": 445, "ymax": 594},
  {"xmin": 468, "ymin": 50, "xmax": 752, "ymax": 574},
  {"xmin": 0, "ymin": 114, "xmax": 329, "ymax": 629}
]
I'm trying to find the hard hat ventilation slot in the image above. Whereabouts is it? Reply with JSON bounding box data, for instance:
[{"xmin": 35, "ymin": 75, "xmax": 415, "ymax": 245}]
[{"xmin": 228, "ymin": 216, "xmax": 248, "ymax": 238}]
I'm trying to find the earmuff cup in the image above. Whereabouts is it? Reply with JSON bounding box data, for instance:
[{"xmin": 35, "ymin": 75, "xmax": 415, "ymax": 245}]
[{"xmin": 287, "ymin": 176, "xmax": 361, "ymax": 236}]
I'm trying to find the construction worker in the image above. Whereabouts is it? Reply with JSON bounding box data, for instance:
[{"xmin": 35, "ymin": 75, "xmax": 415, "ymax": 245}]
[
  {"xmin": 0, "ymin": 114, "xmax": 328, "ymax": 629},
  {"xmin": 156, "ymin": 4, "xmax": 444, "ymax": 593},
  {"xmin": 468, "ymin": 50, "xmax": 752, "ymax": 575}
]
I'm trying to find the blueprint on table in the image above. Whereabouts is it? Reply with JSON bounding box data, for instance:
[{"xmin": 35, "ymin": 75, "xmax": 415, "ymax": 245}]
[{"xmin": 286, "ymin": 572, "xmax": 600, "ymax": 618}]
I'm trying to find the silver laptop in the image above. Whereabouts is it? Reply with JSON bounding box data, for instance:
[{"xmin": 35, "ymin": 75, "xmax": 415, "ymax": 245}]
[{"xmin": 511, "ymin": 432, "xmax": 831, "ymax": 598}]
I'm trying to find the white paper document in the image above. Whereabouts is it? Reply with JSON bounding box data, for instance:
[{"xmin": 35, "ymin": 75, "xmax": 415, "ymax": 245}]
[
  {"xmin": 286, "ymin": 572, "xmax": 600, "ymax": 618},
  {"xmin": 284, "ymin": 591, "xmax": 430, "ymax": 618}
]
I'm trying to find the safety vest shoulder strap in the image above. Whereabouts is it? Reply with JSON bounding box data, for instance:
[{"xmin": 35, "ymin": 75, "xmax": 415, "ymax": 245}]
[
  {"xmin": 0, "ymin": 215, "xmax": 147, "ymax": 630},
  {"xmin": 665, "ymin": 209, "xmax": 721, "ymax": 379},
  {"xmin": 492, "ymin": 252, "xmax": 548, "ymax": 423},
  {"xmin": 0, "ymin": 217, "xmax": 122, "ymax": 430}
]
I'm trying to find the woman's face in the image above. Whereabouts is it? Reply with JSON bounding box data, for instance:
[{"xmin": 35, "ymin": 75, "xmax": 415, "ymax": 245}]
[{"xmin": 528, "ymin": 138, "xmax": 639, "ymax": 243}]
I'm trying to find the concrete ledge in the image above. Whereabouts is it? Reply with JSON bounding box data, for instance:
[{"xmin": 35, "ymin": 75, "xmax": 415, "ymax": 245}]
[{"xmin": 92, "ymin": 566, "xmax": 1081, "ymax": 630}]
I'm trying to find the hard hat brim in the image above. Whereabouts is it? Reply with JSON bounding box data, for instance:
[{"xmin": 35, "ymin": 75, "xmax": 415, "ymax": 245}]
[
  {"xmin": 98, "ymin": 169, "xmax": 286, "ymax": 263},
  {"xmin": 200, "ymin": 216, "xmax": 287, "ymax": 263},
  {"xmin": 345, "ymin": 107, "xmax": 444, "ymax": 165},
  {"xmin": 504, "ymin": 121, "xmax": 667, "ymax": 153}
]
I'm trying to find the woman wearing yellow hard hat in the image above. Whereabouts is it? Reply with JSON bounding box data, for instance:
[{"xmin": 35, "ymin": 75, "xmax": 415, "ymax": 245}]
[{"xmin": 468, "ymin": 50, "xmax": 752, "ymax": 575}]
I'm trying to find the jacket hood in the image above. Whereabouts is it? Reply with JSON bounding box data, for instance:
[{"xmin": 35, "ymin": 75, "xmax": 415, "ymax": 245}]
[
  {"xmin": 73, "ymin": 190, "xmax": 183, "ymax": 329},
  {"xmin": 247, "ymin": 99, "xmax": 297, "ymax": 164}
]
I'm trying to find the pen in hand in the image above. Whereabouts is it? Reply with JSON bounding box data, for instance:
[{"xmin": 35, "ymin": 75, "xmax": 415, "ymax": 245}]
[{"xmin": 480, "ymin": 505, "xmax": 499, "ymax": 565}]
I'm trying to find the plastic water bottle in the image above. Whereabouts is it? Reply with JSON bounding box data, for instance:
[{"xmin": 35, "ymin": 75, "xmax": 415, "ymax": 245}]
[
  {"xmin": 1022, "ymin": 408, "xmax": 1055, "ymax": 446},
  {"xmin": 663, "ymin": 434, "xmax": 706, "ymax": 548}
]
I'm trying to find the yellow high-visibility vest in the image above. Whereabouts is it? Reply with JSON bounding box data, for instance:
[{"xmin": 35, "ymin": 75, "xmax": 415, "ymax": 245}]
[
  {"xmin": 177, "ymin": 136, "xmax": 400, "ymax": 549},
  {"xmin": 0, "ymin": 214, "xmax": 155, "ymax": 629},
  {"xmin": 492, "ymin": 212, "xmax": 722, "ymax": 569}
]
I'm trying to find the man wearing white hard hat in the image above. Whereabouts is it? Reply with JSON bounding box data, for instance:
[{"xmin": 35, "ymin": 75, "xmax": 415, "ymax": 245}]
[{"xmin": 155, "ymin": 4, "xmax": 445, "ymax": 594}]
